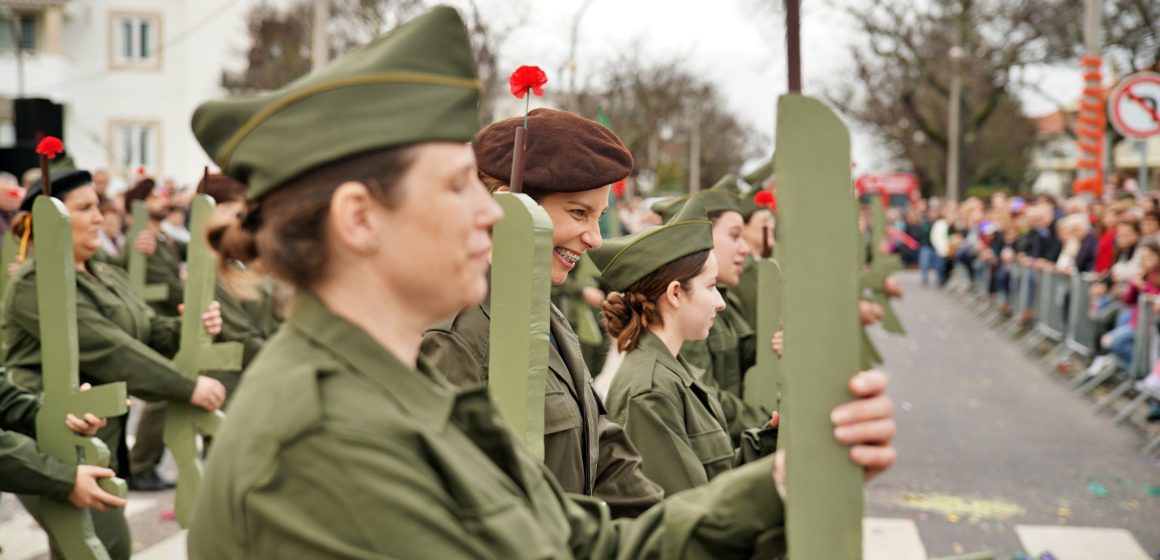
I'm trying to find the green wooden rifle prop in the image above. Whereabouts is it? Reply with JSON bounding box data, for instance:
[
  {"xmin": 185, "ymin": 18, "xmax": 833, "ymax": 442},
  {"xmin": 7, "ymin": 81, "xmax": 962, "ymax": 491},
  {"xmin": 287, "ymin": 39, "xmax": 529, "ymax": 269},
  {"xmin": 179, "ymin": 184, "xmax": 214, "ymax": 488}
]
[
  {"xmin": 125, "ymin": 201, "xmax": 168, "ymax": 302},
  {"xmin": 775, "ymin": 1, "xmax": 862, "ymax": 557},
  {"xmin": 27, "ymin": 177, "xmax": 128, "ymax": 559},
  {"xmin": 864, "ymin": 195, "xmax": 905, "ymax": 334},
  {"xmin": 163, "ymin": 186, "xmax": 243, "ymax": 527},
  {"xmin": 743, "ymin": 219, "xmax": 784, "ymax": 412},
  {"xmin": 488, "ymin": 118, "xmax": 554, "ymax": 460}
]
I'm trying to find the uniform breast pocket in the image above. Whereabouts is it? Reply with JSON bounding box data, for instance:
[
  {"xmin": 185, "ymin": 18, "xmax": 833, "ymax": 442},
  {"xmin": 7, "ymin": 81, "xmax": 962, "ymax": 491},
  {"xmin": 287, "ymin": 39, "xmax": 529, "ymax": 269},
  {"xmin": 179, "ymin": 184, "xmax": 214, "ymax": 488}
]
[
  {"xmin": 544, "ymin": 390, "xmax": 583, "ymax": 435},
  {"xmin": 687, "ymin": 428, "xmax": 734, "ymax": 480}
]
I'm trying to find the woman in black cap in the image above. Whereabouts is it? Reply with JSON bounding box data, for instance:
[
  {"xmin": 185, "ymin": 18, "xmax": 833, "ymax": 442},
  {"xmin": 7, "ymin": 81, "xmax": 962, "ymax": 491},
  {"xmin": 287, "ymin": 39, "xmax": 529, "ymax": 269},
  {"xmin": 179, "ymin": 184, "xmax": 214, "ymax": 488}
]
[{"xmin": 4, "ymin": 170, "xmax": 226, "ymax": 559}]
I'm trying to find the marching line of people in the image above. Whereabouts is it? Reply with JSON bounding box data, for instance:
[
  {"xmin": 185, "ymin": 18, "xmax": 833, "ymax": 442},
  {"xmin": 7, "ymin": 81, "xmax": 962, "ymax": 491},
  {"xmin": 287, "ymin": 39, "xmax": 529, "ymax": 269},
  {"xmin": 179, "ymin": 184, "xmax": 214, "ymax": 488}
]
[{"xmin": 1, "ymin": 6, "xmax": 903, "ymax": 559}]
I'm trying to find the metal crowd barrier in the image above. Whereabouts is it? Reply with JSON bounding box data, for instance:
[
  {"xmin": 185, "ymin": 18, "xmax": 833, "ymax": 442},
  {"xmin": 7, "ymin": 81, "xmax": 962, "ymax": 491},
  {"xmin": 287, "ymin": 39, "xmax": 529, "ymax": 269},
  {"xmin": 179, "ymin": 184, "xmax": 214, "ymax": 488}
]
[
  {"xmin": 958, "ymin": 260, "xmax": 1159, "ymax": 453},
  {"xmin": 1075, "ymin": 295, "xmax": 1153, "ymax": 398}
]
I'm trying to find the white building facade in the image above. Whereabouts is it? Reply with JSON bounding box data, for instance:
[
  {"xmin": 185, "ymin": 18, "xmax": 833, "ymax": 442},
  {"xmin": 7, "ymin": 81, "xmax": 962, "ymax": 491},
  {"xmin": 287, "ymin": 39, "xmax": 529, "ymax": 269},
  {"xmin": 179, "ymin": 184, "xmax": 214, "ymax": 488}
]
[{"xmin": 1, "ymin": 0, "xmax": 259, "ymax": 192}]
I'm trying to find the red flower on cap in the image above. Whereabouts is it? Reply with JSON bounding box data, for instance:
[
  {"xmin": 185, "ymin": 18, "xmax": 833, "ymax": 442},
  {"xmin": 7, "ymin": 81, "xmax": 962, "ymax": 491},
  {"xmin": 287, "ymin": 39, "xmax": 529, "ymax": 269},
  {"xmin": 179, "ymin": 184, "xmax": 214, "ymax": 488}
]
[
  {"xmin": 754, "ymin": 190, "xmax": 777, "ymax": 211},
  {"xmin": 35, "ymin": 136, "xmax": 64, "ymax": 159},
  {"xmin": 137, "ymin": 166, "xmax": 147, "ymax": 176},
  {"xmin": 509, "ymin": 65, "xmax": 547, "ymax": 99}
]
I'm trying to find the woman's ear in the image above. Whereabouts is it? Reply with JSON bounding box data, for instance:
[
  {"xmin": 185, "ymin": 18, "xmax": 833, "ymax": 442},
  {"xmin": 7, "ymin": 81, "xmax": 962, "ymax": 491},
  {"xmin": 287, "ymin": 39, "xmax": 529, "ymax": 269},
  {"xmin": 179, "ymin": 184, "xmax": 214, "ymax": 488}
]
[
  {"xmin": 328, "ymin": 181, "xmax": 379, "ymax": 255},
  {"xmin": 495, "ymin": 185, "xmax": 511, "ymax": 193},
  {"xmin": 663, "ymin": 280, "xmax": 683, "ymax": 310}
]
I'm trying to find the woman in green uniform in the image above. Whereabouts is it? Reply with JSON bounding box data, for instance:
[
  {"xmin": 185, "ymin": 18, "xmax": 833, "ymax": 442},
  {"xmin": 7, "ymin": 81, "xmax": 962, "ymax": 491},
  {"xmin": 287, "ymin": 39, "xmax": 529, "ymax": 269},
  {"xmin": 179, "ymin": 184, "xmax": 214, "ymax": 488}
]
[
  {"xmin": 3, "ymin": 170, "xmax": 227, "ymax": 559},
  {"xmin": 593, "ymin": 196, "xmax": 780, "ymax": 494},
  {"xmin": 421, "ymin": 107, "xmax": 664, "ymax": 517},
  {"xmin": 188, "ymin": 8, "xmax": 895, "ymax": 558}
]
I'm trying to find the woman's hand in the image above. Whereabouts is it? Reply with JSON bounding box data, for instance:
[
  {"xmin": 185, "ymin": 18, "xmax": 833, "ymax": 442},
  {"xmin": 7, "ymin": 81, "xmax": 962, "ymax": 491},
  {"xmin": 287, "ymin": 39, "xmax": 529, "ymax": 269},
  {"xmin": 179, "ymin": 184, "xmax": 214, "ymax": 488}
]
[
  {"xmin": 771, "ymin": 370, "xmax": 897, "ymax": 499},
  {"xmin": 66, "ymin": 383, "xmax": 108, "ymax": 436},
  {"xmin": 189, "ymin": 376, "xmax": 227, "ymax": 411},
  {"xmin": 770, "ymin": 330, "xmax": 784, "ymax": 357},
  {"xmin": 202, "ymin": 301, "xmax": 223, "ymax": 337},
  {"xmin": 134, "ymin": 230, "xmax": 157, "ymax": 256},
  {"xmin": 68, "ymin": 466, "xmax": 127, "ymax": 512}
]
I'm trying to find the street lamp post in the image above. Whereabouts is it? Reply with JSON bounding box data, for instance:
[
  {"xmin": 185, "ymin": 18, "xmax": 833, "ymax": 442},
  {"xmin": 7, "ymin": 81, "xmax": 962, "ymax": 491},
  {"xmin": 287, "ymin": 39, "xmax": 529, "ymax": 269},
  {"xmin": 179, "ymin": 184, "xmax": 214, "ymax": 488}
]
[{"xmin": 946, "ymin": 45, "xmax": 964, "ymax": 202}]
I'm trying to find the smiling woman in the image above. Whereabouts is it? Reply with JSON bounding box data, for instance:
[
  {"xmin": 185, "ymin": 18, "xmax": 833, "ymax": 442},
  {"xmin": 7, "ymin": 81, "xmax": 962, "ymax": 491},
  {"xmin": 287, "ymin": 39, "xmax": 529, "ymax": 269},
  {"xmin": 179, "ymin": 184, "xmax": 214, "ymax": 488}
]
[{"xmin": 422, "ymin": 107, "xmax": 667, "ymax": 517}]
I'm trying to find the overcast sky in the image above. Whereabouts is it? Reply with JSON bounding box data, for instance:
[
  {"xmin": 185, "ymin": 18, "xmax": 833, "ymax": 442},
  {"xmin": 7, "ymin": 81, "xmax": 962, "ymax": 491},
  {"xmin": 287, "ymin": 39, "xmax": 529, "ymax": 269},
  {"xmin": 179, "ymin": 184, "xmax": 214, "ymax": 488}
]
[{"xmin": 479, "ymin": 0, "xmax": 1084, "ymax": 175}]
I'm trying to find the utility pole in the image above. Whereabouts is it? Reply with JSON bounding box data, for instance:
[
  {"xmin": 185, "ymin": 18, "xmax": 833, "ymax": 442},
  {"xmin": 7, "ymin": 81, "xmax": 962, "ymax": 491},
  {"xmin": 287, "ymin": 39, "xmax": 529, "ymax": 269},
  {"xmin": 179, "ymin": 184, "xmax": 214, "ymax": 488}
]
[
  {"xmin": 311, "ymin": 0, "xmax": 330, "ymax": 71},
  {"xmin": 946, "ymin": 44, "xmax": 963, "ymax": 202},
  {"xmin": 689, "ymin": 106, "xmax": 702, "ymax": 193}
]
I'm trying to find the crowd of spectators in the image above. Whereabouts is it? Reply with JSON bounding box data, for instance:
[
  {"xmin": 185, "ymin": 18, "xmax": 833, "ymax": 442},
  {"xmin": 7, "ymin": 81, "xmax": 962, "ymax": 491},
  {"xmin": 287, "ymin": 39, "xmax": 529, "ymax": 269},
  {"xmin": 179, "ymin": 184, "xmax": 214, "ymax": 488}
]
[{"xmin": 891, "ymin": 187, "xmax": 1160, "ymax": 422}]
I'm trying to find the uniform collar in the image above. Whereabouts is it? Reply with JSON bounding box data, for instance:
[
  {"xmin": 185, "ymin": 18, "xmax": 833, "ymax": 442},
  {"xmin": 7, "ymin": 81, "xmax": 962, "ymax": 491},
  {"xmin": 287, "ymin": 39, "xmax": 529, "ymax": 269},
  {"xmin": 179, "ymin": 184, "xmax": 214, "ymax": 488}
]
[
  {"xmin": 289, "ymin": 292, "xmax": 455, "ymax": 430},
  {"xmin": 637, "ymin": 330, "xmax": 694, "ymax": 383}
]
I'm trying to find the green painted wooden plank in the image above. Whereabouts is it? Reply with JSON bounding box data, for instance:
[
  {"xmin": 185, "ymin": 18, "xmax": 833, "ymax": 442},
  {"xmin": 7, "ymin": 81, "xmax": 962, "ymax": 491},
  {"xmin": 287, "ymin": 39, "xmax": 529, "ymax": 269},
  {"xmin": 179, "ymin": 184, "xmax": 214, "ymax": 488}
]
[
  {"xmin": 776, "ymin": 93, "xmax": 863, "ymax": 560},
  {"xmin": 125, "ymin": 201, "xmax": 169, "ymax": 303},
  {"xmin": 162, "ymin": 195, "xmax": 242, "ymax": 528},
  {"xmin": 867, "ymin": 195, "xmax": 905, "ymax": 334},
  {"xmin": 569, "ymin": 254, "xmax": 603, "ymax": 346},
  {"xmin": 487, "ymin": 193, "xmax": 553, "ymax": 461},
  {"xmin": 31, "ymin": 196, "xmax": 129, "ymax": 560},
  {"xmin": 743, "ymin": 257, "xmax": 783, "ymax": 412},
  {"xmin": 2, "ymin": 230, "xmax": 19, "ymax": 359}
]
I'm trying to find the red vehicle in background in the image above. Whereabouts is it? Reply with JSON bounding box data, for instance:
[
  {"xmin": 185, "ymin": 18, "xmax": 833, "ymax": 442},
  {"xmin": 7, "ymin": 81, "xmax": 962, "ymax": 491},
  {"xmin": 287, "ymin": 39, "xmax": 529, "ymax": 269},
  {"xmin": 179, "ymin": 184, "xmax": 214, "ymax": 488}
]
[{"xmin": 855, "ymin": 173, "xmax": 920, "ymax": 209}]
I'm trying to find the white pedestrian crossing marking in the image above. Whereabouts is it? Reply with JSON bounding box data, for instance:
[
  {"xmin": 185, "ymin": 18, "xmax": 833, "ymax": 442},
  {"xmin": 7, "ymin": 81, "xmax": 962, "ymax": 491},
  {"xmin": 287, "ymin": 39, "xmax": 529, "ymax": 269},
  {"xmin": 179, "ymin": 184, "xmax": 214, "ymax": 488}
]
[
  {"xmin": 864, "ymin": 517, "xmax": 927, "ymax": 560},
  {"xmin": 1016, "ymin": 525, "xmax": 1152, "ymax": 560}
]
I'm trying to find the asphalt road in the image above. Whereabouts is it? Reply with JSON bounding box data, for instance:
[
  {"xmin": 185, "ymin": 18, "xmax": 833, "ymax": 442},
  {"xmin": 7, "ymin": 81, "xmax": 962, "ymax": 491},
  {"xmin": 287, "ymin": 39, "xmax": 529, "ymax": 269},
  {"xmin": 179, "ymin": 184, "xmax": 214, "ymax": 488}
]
[{"xmin": 865, "ymin": 271, "xmax": 1160, "ymax": 558}]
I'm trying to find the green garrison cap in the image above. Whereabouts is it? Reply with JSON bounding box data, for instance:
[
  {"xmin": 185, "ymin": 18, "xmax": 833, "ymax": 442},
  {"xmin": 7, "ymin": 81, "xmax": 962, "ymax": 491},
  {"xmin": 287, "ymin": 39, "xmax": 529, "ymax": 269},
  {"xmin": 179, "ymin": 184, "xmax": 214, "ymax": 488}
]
[
  {"xmin": 651, "ymin": 194, "xmax": 690, "ymax": 223},
  {"xmin": 192, "ymin": 7, "xmax": 481, "ymax": 200},
  {"xmin": 742, "ymin": 156, "xmax": 774, "ymax": 187},
  {"xmin": 591, "ymin": 195, "xmax": 713, "ymax": 292},
  {"xmin": 700, "ymin": 180, "xmax": 743, "ymax": 215},
  {"xmin": 709, "ymin": 173, "xmax": 744, "ymax": 195}
]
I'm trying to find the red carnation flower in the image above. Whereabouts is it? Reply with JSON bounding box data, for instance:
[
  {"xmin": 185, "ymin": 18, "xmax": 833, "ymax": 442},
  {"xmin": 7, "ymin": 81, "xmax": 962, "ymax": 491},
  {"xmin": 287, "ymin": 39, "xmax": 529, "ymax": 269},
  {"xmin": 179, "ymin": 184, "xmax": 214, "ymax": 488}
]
[
  {"xmin": 35, "ymin": 136, "xmax": 64, "ymax": 160},
  {"xmin": 754, "ymin": 190, "xmax": 776, "ymax": 211},
  {"xmin": 509, "ymin": 65, "xmax": 547, "ymax": 99}
]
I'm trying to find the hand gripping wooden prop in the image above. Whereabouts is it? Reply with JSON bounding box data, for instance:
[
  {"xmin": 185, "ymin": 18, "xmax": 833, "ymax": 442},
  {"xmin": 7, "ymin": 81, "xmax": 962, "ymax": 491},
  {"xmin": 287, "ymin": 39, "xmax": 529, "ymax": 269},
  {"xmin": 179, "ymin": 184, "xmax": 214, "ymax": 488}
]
[
  {"xmin": 162, "ymin": 195, "xmax": 242, "ymax": 527},
  {"xmin": 125, "ymin": 201, "xmax": 169, "ymax": 303},
  {"xmin": 28, "ymin": 195, "xmax": 129, "ymax": 560},
  {"xmin": 488, "ymin": 192, "xmax": 553, "ymax": 460}
]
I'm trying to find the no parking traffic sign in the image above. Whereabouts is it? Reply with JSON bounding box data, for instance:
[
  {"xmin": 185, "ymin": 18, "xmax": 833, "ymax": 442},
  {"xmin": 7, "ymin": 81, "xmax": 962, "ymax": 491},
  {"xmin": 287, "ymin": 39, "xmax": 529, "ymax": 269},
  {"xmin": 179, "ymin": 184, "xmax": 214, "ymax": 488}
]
[{"xmin": 1109, "ymin": 72, "xmax": 1160, "ymax": 140}]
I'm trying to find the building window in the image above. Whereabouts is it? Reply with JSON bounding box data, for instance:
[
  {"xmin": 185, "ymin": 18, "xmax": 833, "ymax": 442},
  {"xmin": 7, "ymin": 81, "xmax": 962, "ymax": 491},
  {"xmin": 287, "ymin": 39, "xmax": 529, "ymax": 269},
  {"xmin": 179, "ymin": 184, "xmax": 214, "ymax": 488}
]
[
  {"xmin": 110, "ymin": 120, "xmax": 160, "ymax": 174},
  {"xmin": 0, "ymin": 13, "xmax": 39, "ymax": 52},
  {"xmin": 110, "ymin": 13, "xmax": 160, "ymax": 69}
]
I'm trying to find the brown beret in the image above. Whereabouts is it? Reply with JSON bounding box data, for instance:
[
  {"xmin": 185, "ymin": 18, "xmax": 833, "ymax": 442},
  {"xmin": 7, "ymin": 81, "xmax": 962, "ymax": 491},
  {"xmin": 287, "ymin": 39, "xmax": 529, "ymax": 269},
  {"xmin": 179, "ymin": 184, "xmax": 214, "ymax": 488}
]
[
  {"xmin": 474, "ymin": 108, "xmax": 633, "ymax": 193},
  {"xmin": 125, "ymin": 178, "xmax": 157, "ymax": 204}
]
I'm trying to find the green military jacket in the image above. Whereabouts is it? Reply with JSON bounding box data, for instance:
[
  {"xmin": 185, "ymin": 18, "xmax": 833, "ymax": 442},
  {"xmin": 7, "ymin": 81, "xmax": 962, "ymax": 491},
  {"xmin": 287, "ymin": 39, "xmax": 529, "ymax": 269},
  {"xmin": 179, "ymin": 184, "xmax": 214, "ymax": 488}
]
[
  {"xmin": 189, "ymin": 293, "xmax": 785, "ymax": 559},
  {"xmin": 0, "ymin": 376, "xmax": 74, "ymax": 501},
  {"xmin": 680, "ymin": 286, "xmax": 769, "ymax": 442},
  {"xmin": 145, "ymin": 232, "xmax": 186, "ymax": 317},
  {"xmin": 4, "ymin": 259, "xmax": 197, "ymax": 471},
  {"xmin": 606, "ymin": 331, "xmax": 777, "ymax": 495},
  {"xmin": 207, "ymin": 277, "xmax": 281, "ymax": 398},
  {"xmin": 422, "ymin": 294, "xmax": 663, "ymax": 518}
]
